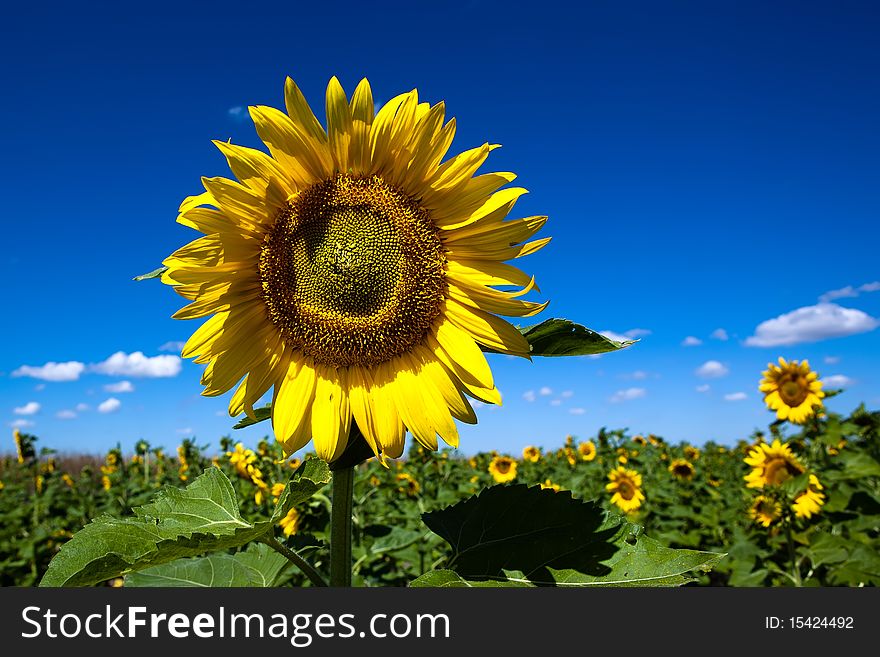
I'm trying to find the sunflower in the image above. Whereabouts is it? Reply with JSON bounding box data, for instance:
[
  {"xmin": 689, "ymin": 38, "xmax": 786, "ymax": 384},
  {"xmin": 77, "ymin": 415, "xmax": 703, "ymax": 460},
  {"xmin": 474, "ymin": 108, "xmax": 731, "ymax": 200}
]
[
  {"xmin": 488, "ymin": 456, "xmax": 517, "ymax": 483},
  {"xmin": 540, "ymin": 479, "xmax": 561, "ymax": 492},
  {"xmin": 792, "ymin": 474, "xmax": 825, "ymax": 519},
  {"xmin": 668, "ymin": 458, "xmax": 696, "ymax": 481},
  {"xmin": 522, "ymin": 445, "xmax": 541, "ymax": 462},
  {"xmin": 632, "ymin": 435, "xmax": 647, "ymax": 446},
  {"xmin": 749, "ymin": 495, "xmax": 781, "ymax": 527},
  {"xmin": 564, "ymin": 447, "xmax": 578, "ymax": 467},
  {"xmin": 396, "ymin": 472, "xmax": 421, "ymax": 496},
  {"xmin": 683, "ymin": 446, "xmax": 700, "ymax": 461},
  {"xmin": 606, "ymin": 467, "xmax": 645, "ymax": 513},
  {"xmin": 578, "ymin": 441, "xmax": 597, "ymax": 461},
  {"xmin": 759, "ymin": 358, "xmax": 824, "ymax": 424},
  {"xmin": 743, "ymin": 439, "xmax": 805, "ymax": 489},
  {"xmin": 162, "ymin": 76, "xmax": 548, "ymax": 464},
  {"xmin": 279, "ymin": 508, "xmax": 300, "ymax": 536}
]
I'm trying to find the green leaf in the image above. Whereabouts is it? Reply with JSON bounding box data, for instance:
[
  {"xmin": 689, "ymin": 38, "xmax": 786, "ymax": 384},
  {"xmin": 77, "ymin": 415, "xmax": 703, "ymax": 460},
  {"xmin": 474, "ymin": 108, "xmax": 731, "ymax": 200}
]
[
  {"xmin": 233, "ymin": 404, "xmax": 272, "ymax": 429},
  {"xmin": 508, "ymin": 318, "xmax": 637, "ymax": 356},
  {"xmin": 270, "ymin": 458, "xmax": 332, "ymax": 523},
  {"xmin": 421, "ymin": 484, "xmax": 723, "ymax": 587},
  {"xmin": 124, "ymin": 544, "xmax": 288, "ymax": 587},
  {"xmin": 133, "ymin": 266, "xmax": 168, "ymax": 281},
  {"xmin": 370, "ymin": 527, "xmax": 424, "ymax": 555},
  {"xmin": 840, "ymin": 452, "xmax": 880, "ymax": 479},
  {"xmin": 409, "ymin": 570, "xmax": 528, "ymax": 588},
  {"xmin": 40, "ymin": 461, "xmax": 330, "ymax": 587}
]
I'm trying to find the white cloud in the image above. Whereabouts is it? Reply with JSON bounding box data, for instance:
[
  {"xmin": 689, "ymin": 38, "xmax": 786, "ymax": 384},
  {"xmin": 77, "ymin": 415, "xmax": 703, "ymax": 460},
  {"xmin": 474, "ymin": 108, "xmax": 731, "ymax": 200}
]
[
  {"xmin": 227, "ymin": 106, "xmax": 247, "ymax": 122},
  {"xmin": 159, "ymin": 341, "xmax": 186, "ymax": 353},
  {"xmin": 599, "ymin": 330, "xmax": 630, "ymax": 343},
  {"xmin": 724, "ymin": 392, "xmax": 748, "ymax": 401},
  {"xmin": 710, "ymin": 328, "xmax": 729, "ymax": 341},
  {"xmin": 9, "ymin": 419, "xmax": 34, "ymax": 428},
  {"xmin": 745, "ymin": 303, "xmax": 879, "ymax": 347},
  {"xmin": 104, "ymin": 380, "xmax": 135, "ymax": 393},
  {"xmin": 176, "ymin": 427, "xmax": 193, "ymax": 435},
  {"xmin": 539, "ymin": 386, "xmax": 553, "ymax": 396},
  {"xmin": 14, "ymin": 402, "xmax": 40, "ymax": 415},
  {"xmin": 682, "ymin": 336, "xmax": 703, "ymax": 346},
  {"xmin": 56, "ymin": 410, "xmax": 77, "ymax": 420},
  {"xmin": 610, "ymin": 387, "xmax": 647, "ymax": 403},
  {"xmin": 819, "ymin": 286, "xmax": 859, "ymax": 304},
  {"xmin": 620, "ymin": 370, "xmax": 650, "ymax": 381},
  {"xmin": 824, "ymin": 356, "xmax": 840, "ymax": 364},
  {"xmin": 860, "ymin": 281, "xmax": 880, "ymax": 293},
  {"xmin": 569, "ymin": 407, "xmax": 586, "ymax": 415},
  {"xmin": 12, "ymin": 361, "xmax": 86, "ymax": 382},
  {"xmin": 75, "ymin": 403, "xmax": 90, "ymax": 412},
  {"xmin": 696, "ymin": 384, "xmax": 710, "ymax": 393},
  {"xmin": 695, "ymin": 360, "xmax": 729, "ymax": 378},
  {"xmin": 550, "ymin": 399, "xmax": 562, "ymax": 406},
  {"xmin": 624, "ymin": 328, "xmax": 652, "ymax": 338},
  {"xmin": 522, "ymin": 390, "xmax": 536, "ymax": 402},
  {"xmin": 91, "ymin": 352, "xmax": 181, "ymax": 378},
  {"xmin": 824, "ymin": 374, "xmax": 854, "ymax": 388},
  {"xmin": 34, "ymin": 384, "xmax": 45, "ymax": 391},
  {"xmin": 561, "ymin": 390, "xmax": 574, "ymax": 398},
  {"xmin": 97, "ymin": 398, "xmax": 121, "ymax": 414}
]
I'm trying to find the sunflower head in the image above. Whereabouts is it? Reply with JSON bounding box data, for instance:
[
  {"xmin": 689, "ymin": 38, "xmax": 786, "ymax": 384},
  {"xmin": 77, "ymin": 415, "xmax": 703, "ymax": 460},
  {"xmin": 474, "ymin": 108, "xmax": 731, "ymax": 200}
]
[
  {"xmin": 522, "ymin": 445, "xmax": 541, "ymax": 463},
  {"xmin": 749, "ymin": 495, "xmax": 781, "ymax": 527},
  {"xmin": 163, "ymin": 76, "xmax": 549, "ymax": 465},
  {"xmin": 743, "ymin": 439, "xmax": 805, "ymax": 489},
  {"xmin": 396, "ymin": 472, "xmax": 421, "ymax": 496},
  {"xmin": 578, "ymin": 441, "xmax": 597, "ymax": 461},
  {"xmin": 683, "ymin": 446, "xmax": 700, "ymax": 461},
  {"xmin": 606, "ymin": 466, "xmax": 645, "ymax": 513},
  {"xmin": 792, "ymin": 474, "xmax": 825, "ymax": 519},
  {"xmin": 632, "ymin": 435, "xmax": 647, "ymax": 446},
  {"xmin": 668, "ymin": 458, "xmax": 696, "ymax": 481},
  {"xmin": 488, "ymin": 456, "xmax": 517, "ymax": 483},
  {"xmin": 760, "ymin": 358, "xmax": 825, "ymax": 424}
]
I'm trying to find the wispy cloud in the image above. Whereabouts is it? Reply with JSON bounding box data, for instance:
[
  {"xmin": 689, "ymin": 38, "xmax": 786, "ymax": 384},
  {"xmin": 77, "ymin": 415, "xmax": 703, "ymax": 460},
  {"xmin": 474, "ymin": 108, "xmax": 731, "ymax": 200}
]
[
  {"xmin": 12, "ymin": 361, "xmax": 86, "ymax": 382},
  {"xmin": 91, "ymin": 352, "xmax": 181, "ymax": 378},
  {"xmin": 97, "ymin": 398, "xmax": 121, "ymax": 414},
  {"xmin": 609, "ymin": 387, "xmax": 646, "ymax": 403},
  {"xmin": 104, "ymin": 380, "xmax": 135, "ymax": 393},
  {"xmin": 724, "ymin": 392, "xmax": 747, "ymax": 401},
  {"xmin": 522, "ymin": 390, "xmax": 536, "ymax": 402},
  {"xmin": 550, "ymin": 399, "xmax": 562, "ymax": 406},
  {"xmin": 710, "ymin": 328, "xmax": 729, "ymax": 341},
  {"xmin": 9, "ymin": 419, "xmax": 34, "ymax": 428},
  {"xmin": 681, "ymin": 336, "xmax": 703, "ymax": 347},
  {"xmin": 560, "ymin": 390, "xmax": 574, "ymax": 398},
  {"xmin": 824, "ymin": 356, "xmax": 840, "ymax": 364},
  {"xmin": 695, "ymin": 361, "xmax": 729, "ymax": 378},
  {"xmin": 539, "ymin": 386, "xmax": 553, "ymax": 396},
  {"xmin": 569, "ymin": 407, "xmax": 586, "ymax": 415},
  {"xmin": 600, "ymin": 328, "xmax": 649, "ymax": 343},
  {"xmin": 745, "ymin": 303, "xmax": 879, "ymax": 347},
  {"xmin": 227, "ymin": 106, "xmax": 247, "ymax": 122},
  {"xmin": 56, "ymin": 410, "xmax": 77, "ymax": 420},
  {"xmin": 824, "ymin": 374, "xmax": 854, "ymax": 388},
  {"xmin": 13, "ymin": 401, "xmax": 40, "ymax": 415},
  {"xmin": 75, "ymin": 403, "xmax": 90, "ymax": 412},
  {"xmin": 819, "ymin": 281, "xmax": 880, "ymax": 304},
  {"xmin": 176, "ymin": 427, "xmax": 194, "ymax": 435},
  {"xmin": 158, "ymin": 341, "xmax": 185, "ymax": 353},
  {"xmin": 696, "ymin": 384, "xmax": 710, "ymax": 393}
]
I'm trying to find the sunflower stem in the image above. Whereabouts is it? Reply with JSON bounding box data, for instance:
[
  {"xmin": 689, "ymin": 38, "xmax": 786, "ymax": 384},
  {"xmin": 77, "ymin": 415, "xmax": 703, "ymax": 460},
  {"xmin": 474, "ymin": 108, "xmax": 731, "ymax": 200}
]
[
  {"xmin": 785, "ymin": 521, "xmax": 802, "ymax": 587},
  {"xmin": 330, "ymin": 465, "xmax": 355, "ymax": 587},
  {"xmin": 260, "ymin": 534, "xmax": 328, "ymax": 587}
]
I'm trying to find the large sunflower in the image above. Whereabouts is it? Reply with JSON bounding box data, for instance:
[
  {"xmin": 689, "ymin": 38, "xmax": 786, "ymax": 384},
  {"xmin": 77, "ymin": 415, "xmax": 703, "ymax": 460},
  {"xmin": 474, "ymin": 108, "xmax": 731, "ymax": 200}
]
[
  {"xmin": 163, "ymin": 77, "xmax": 548, "ymax": 463},
  {"xmin": 759, "ymin": 358, "xmax": 824, "ymax": 424},
  {"xmin": 606, "ymin": 466, "xmax": 645, "ymax": 513},
  {"xmin": 743, "ymin": 439, "xmax": 805, "ymax": 489}
]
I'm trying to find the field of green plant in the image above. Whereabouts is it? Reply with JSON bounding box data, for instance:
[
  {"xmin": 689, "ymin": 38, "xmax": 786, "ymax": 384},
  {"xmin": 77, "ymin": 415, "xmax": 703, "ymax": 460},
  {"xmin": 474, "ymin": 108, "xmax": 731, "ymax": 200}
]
[{"xmin": 2, "ymin": 402, "xmax": 878, "ymax": 587}]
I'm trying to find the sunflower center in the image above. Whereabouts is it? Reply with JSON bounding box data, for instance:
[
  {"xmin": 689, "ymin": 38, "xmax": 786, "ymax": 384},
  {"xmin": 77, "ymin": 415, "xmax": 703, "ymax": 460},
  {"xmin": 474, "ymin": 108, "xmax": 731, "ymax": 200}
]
[
  {"xmin": 674, "ymin": 465, "xmax": 692, "ymax": 477},
  {"xmin": 764, "ymin": 457, "xmax": 803, "ymax": 485},
  {"xmin": 617, "ymin": 481, "xmax": 635, "ymax": 500},
  {"xmin": 496, "ymin": 461, "xmax": 511, "ymax": 474},
  {"xmin": 779, "ymin": 376, "xmax": 808, "ymax": 406},
  {"xmin": 260, "ymin": 174, "xmax": 447, "ymax": 367}
]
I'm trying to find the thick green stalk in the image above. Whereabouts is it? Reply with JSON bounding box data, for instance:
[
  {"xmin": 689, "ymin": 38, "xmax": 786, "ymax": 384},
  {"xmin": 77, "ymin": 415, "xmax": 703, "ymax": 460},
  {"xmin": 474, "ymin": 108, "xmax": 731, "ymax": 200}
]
[
  {"xmin": 330, "ymin": 466, "xmax": 355, "ymax": 587},
  {"xmin": 260, "ymin": 535, "xmax": 328, "ymax": 587}
]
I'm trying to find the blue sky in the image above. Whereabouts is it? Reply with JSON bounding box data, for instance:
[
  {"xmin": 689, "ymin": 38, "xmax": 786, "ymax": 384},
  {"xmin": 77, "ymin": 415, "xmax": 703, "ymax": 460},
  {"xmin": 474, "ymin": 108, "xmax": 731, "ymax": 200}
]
[{"xmin": 2, "ymin": 1, "xmax": 878, "ymax": 456}]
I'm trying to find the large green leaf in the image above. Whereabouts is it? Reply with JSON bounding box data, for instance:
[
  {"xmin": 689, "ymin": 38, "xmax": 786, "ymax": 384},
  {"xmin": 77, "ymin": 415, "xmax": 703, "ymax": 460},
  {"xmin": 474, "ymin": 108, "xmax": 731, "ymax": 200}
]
[
  {"xmin": 484, "ymin": 318, "xmax": 637, "ymax": 356},
  {"xmin": 40, "ymin": 459, "xmax": 330, "ymax": 587},
  {"xmin": 124, "ymin": 543, "xmax": 288, "ymax": 587},
  {"xmin": 419, "ymin": 484, "xmax": 724, "ymax": 587}
]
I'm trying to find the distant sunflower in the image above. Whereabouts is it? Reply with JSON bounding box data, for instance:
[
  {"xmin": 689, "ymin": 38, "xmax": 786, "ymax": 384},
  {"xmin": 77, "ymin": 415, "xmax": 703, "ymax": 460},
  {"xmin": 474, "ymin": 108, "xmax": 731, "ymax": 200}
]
[
  {"xmin": 683, "ymin": 446, "xmax": 700, "ymax": 461},
  {"xmin": 163, "ymin": 76, "xmax": 548, "ymax": 463},
  {"xmin": 744, "ymin": 439, "xmax": 805, "ymax": 489},
  {"xmin": 792, "ymin": 474, "xmax": 825, "ymax": 519},
  {"xmin": 632, "ymin": 435, "xmax": 647, "ymax": 446},
  {"xmin": 578, "ymin": 441, "xmax": 597, "ymax": 461},
  {"xmin": 488, "ymin": 456, "xmax": 517, "ymax": 483},
  {"xmin": 668, "ymin": 458, "xmax": 696, "ymax": 481},
  {"xmin": 749, "ymin": 495, "xmax": 781, "ymax": 527},
  {"xmin": 759, "ymin": 358, "xmax": 824, "ymax": 424},
  {"xmin": 279, "ymin": 508, "xmax": 301, "ymax": 536},
  {"xmin": 396, "ymin": 472, "xmax": 421, "ymax": 496},
  {"xmin": 606, "ymin": 467, "xmax": 645, "ymax": 513},
  {"xmin": 522, "ymin": 445, "xmax": 541, "ymax": 463},
  {"xmin": 540, "ymin": 478, "xmax": 561, "ymax": 492}
]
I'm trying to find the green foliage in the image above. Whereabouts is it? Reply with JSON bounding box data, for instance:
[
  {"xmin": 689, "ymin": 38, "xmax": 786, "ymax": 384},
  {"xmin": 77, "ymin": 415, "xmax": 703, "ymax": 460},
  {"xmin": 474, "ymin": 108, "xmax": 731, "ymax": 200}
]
[
  {"xmin": 516, "ymin": 318, "xmax": 637, "ymax": 356},
  {"xmin": 132, "ymin": 266, "xmax": 168, "ymax": 281}
]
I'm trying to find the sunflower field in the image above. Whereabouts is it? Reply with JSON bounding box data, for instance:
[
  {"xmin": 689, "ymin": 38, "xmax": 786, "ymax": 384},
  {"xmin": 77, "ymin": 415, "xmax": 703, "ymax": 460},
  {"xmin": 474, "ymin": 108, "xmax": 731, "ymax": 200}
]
[{"xmin": 2, "ymin": 397, "xmax": 878, "ymax": 588}]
